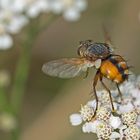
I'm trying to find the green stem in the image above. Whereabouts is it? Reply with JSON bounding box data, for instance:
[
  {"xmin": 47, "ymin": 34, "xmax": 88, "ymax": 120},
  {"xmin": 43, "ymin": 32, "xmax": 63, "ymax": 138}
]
[
  {"xmin": 10, "ymin": 41, "xmax": 31, "ymax": 140},
  {"xmin": 11, "ymin": 14, "xmax": 57, "ymax": 115},
  {"xmin": 0, "ymin": 87, "xmax": 8, "ymax": 111},
  {"xmin": 11, "ymin": 46, "xmax": 31, "ymax": 114},
  {"xmin": 10, "ymin": 14, "xmax": 57, "ymax": 140}
]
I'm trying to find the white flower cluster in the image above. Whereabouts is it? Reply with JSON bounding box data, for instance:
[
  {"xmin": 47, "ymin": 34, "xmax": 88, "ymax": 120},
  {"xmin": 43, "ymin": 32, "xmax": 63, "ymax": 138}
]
[
  {"xmin": 70, "ymin": 75, "xmax": 140, "ymax": 140},
  {"xmin": 47, "ymin": 0, "xmax": 87, "ymax": 21},
  {"xmin": 0, "ymin": 0, "xmax": 88, "ymax": 49}
]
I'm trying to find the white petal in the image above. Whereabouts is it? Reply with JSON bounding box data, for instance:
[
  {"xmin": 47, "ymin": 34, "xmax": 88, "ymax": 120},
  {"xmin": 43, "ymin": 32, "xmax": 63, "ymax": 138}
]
[
  {"xmin": 136, "ymin": 116, "xmax": 140, "ymax": 128},
  {"xmin": 63, "ymin": 8, "xmax": 80, "ymax": 21},
  {"xmin": 1, "ymin": 0, "xmax": 11, "ymax": 9},
  {"xmin": 36, "ymin": 0, "xmax": 50, "ymax": 12},
  {"xmin": 82, "ymin": 121, "xmax": 100, "ymax": 133},
  {"xmin": 7, "ymin": 16, "xmax": 28, "ymax": 34},
  {"xmin": 119, "ymin": 102, "xmax": 134, "ymax": 113},
  {"xmin": 0, "ymin": 34, "xmax": 13, "ymax": 50},
  {"xmin": 69, "ymin": 113, "xmax": 82, "ymax": 126},
  {"xmin": 134, "ymin": 100, "xmax": 140, "ymax": 108},
  {"xmin": 82, "ymin": 122, "xmax": 92, "ymax": 133},
  {"xmin": 26, "ymin": 0, "xmax": 50, "ymax": 18},
  {"xmin": 119, "ymin": 125, "xmax": 127, "ymax": 135},
  {"xmin": 110, "ymin": 132, "xmax": 121, "ymax": 139},
  {"xmin": 87, "ymin": 99, "xmax": 101, "ymax": 110},
  {"xmin": 10, "ymin": 0, "xmax": 27, "ymax": 13},
  {"xmin": 131, "ymin": 88, "xmax": 140, "ymax": 99},
  {"xmin": 27, "ymin": 4, "xmax": 41, "ymax": 18},
  {"xmin": 50, "ymin": 1, "xmax": 64, "ymax": 14},
  {"xmin": 91, "ymin": 120, "xmax": 101, "ymax": 133},
  {"xmin": 75, "ymin": 0, "xmax": 88, "ymax": 11},
  {"xmin": 109, "ymin": 115, "xmax": 122, "ymax": 129},
  {"xmin": 87, "ymin": 100, "xmax": 96, "ymax": 108},
  {"xmin": 119, "ymin": 81, "xmax": 135, "ymax": 94}
]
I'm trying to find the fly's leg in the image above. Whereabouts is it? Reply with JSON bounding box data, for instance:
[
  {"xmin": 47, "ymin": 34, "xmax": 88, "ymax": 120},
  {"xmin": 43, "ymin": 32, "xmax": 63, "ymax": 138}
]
[
  {"xmin": 100, "ymin": 77, "xmax": 115, "ymax": 112},
  {"xmin": 92, "ymin": 70, "xmax": 100, "ymax": 118},
  {"xmin": 116, "ymin": 83, "xmax": 123, "ymax": 102},
  {"xmin": 83, "ymin": 67, "xmax": 89, "ymax": 79}
]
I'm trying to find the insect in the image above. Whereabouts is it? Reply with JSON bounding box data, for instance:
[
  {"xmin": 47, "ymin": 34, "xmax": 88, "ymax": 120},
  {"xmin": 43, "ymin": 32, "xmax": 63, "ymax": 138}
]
[{"xmin": 42, "ymin": 32, "xmax": 129, "ymax": 117}]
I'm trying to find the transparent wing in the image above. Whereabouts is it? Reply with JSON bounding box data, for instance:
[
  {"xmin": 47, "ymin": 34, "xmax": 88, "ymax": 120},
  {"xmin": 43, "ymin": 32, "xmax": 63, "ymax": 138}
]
[
  {"xmin": 42, "ymin": 58, "xmax": 95, "ymax": 78},
  {"xmin": 102, "ymin": 24, "xmax": 115, "ymax": 51}
]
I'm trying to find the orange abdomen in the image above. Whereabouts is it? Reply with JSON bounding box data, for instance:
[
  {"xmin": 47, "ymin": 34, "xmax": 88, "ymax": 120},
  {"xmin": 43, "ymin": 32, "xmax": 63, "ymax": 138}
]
[{"xmin": 100, "ymin": 55, "xmax": 129, "ymax": 83}]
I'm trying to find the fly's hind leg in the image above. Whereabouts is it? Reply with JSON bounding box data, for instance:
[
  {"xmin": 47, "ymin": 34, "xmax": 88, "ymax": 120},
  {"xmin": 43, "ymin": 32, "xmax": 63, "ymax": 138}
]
[
  {"xmin": 100, "ymin": 76, "xmax": 115, "ymax": 112},
  {"xmin": 92, "ymin": 70, "xmax": 100, "ymax": 118},
  {"xmin": 116, "ymin": 83, "xmax": 123, "ymax": 102}
]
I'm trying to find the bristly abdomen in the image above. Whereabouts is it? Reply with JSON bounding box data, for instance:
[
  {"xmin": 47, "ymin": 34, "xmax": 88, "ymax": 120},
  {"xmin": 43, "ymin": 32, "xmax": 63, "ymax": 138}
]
[{"xmin": 100, "ymin": 55, "xmax": 129, "ymax": 83}]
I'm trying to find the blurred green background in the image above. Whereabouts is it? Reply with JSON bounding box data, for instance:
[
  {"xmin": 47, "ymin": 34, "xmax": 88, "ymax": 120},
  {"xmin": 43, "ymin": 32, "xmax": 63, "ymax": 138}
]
[{"xmin": 1, "ymin": 0, "xmax": 140, "ymax": 140}]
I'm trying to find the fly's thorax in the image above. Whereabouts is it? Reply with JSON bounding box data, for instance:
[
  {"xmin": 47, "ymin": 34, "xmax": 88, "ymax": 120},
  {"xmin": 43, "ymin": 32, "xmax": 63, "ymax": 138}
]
[
  {"xmin": 86, "ymin": 43, "xmax": 112, "ymax": 59},
  {"xmin": 78, "ymin": 41, "xmax": 112, "ymax": 61}
]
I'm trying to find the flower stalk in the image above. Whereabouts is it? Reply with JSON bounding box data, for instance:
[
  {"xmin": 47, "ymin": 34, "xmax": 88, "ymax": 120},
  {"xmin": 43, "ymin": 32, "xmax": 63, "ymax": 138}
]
[{"xmin": 10, "ymin": 14, "xmax": 57, "ymax": 140}]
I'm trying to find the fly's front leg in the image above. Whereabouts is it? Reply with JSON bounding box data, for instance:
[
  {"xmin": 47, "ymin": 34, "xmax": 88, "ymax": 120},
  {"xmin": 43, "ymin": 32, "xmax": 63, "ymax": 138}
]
[{"xmin": 92, "ymin": 70, "xmax": 100, "ymax": 118}]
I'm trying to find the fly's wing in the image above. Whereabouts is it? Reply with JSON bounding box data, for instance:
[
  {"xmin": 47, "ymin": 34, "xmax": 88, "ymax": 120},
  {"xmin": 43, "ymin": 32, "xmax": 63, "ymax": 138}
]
[
  {"xmin": 42, "ymin": 58, "xmax": 95, "ymax": 78},
  {"xmin": 102, "ymin": 24, "xmax": 115, "ymax": 52}
]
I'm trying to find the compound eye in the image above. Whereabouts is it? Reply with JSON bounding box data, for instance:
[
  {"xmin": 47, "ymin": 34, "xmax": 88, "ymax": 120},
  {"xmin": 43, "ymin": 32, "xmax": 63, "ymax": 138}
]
[
  {"xmin": 77, "ymin": 45, "xmax": 87, "ymax": 57},
  {"xmin": 77, "ymin": 46, "xmax": 82, "ymax": 56}
]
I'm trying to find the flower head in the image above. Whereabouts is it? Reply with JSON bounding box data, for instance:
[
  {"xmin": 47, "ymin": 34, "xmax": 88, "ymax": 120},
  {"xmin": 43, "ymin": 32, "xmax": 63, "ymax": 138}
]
[
  {"xmin": 124, "ymin": 125, "xmax": 140, "ymax": 140},
  {"xmin": 122, "ymin": 110, "xmax": 138, "ymax": 126},
  {"xmin": 70, "ymin": 74, "xmax": 140, "ymax": 140},
  {"xmin": 96, "ymin": 122, "xmax": 112, "ymax": 140},
  {"xmin": 49, "ymin": 0, "xmax": 87, "ymax": 21},
  {"xmin": 80, "ymin": 104, "xmax": 94, "ymax": 121},
  {"xmin": 96, "ymin": 107, "xmax": 111, "ymax": 122}
]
